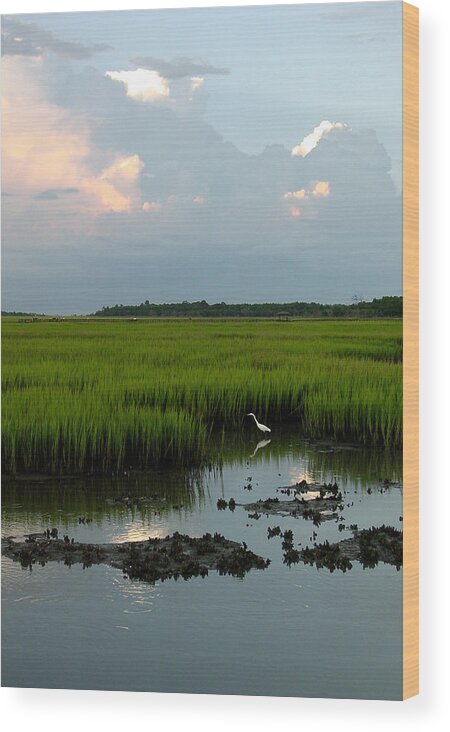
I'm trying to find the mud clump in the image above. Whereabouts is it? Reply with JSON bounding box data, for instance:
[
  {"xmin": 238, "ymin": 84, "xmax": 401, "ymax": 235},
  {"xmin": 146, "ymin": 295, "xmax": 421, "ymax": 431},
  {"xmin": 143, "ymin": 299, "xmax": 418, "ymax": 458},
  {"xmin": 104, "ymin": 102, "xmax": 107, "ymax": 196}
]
[
  {"xmin": 2, "ymin": 531, "xmax": 270, "ymax": 584},
  {"xmin": 300, "ymin": 525, "xmax": 403, "ymax": 573},
  {"xmin": 216, "ymin": 547, "xmax": 270, "ymax": 578},
  {"xmin": 357, "ymin": 525, "xmax": 402, "ymax": 569},
  {"xmin": 242, "ymin": 495, "xmax": 339, "ymax": 523},
  {"xmin": 281, "ymin": 529, "xmax": 301, "ymax": 566},
  {"xmin": 300, "ymin": 541, "xmax": 353, "ymax": 573}
]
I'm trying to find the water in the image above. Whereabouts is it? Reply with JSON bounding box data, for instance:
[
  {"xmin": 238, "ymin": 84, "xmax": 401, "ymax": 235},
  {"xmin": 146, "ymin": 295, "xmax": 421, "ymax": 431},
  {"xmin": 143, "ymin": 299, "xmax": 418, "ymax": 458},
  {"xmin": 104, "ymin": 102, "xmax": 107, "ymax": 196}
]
[{"xmin": 1, "ymin": 431, "xmax": 403, "ymax": 699}]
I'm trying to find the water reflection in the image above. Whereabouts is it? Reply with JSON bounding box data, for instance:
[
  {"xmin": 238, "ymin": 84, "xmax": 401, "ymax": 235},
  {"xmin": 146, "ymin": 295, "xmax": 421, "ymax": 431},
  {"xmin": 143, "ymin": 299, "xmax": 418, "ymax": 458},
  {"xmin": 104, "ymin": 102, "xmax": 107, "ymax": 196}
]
[
  {"xmin": 1, "ymin": 427, "xmax": 403, "ymax": 698},
  {"xmin": 1, "ymin": 467, "xmax": 205, "ymax": 537},
  {"xmin": 250, "ymin": 438, "xmax": 271, "ymax": 458},
  {"xmin": 218, "ymin": 428, "xmax": 402, "ymax": 489},
  {"xmin": 2, "ymin": 429, "xmax": 402, "ymax": 535}
]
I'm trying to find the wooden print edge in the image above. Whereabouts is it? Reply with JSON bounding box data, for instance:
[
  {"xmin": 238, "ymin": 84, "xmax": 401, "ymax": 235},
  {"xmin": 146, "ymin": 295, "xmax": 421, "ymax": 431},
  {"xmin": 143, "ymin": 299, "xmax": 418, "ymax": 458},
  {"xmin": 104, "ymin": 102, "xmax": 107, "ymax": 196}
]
[{"xmin": 402, "ymin": 0, "xmax": 419, "ymax": 701}]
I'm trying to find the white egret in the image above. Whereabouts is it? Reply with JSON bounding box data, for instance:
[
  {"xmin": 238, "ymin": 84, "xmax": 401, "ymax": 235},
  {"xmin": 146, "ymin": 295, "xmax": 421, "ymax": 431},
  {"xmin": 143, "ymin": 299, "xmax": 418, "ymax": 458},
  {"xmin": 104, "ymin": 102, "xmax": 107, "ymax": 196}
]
[{"xmin": 247, "ymin": 413, "xmax": 271, "ymax": 433}]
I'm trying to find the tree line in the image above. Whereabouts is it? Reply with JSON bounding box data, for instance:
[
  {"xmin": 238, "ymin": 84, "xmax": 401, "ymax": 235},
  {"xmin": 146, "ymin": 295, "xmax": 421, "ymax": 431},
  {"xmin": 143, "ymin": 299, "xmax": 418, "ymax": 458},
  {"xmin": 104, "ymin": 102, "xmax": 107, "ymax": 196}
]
[{"xmin": 93, "ymin": 296, "xmax": 402, "ymax": 319}]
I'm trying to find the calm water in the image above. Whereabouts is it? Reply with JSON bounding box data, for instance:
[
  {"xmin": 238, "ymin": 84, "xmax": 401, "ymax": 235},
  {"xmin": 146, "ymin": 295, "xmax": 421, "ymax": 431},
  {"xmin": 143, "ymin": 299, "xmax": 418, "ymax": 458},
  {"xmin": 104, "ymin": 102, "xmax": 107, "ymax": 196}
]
[{"xmin": 1, "ymin": 431, "xmax": 403, "ymax": 698}]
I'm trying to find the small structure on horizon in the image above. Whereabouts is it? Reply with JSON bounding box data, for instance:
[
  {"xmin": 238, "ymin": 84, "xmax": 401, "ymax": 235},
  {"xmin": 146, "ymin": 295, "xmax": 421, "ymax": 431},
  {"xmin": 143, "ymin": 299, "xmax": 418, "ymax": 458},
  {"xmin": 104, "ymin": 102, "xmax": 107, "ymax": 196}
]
[{"xmin": 276, "ymin": 311, "xmax": 291, "ymax": 322}]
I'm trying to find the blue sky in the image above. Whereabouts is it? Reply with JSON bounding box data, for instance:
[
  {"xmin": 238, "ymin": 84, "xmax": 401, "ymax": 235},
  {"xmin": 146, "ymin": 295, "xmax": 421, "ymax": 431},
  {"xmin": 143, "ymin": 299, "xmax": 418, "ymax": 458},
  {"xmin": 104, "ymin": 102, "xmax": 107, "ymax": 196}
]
[{"xmin": 2, "ymin": 2, "xmax": 403, "ymax": 313}]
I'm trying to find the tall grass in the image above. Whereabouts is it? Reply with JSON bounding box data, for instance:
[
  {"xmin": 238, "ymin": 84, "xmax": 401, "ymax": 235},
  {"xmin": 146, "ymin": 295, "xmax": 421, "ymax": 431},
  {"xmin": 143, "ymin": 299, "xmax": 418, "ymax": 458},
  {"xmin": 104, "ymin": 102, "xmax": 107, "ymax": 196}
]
[{"xmin": 1, "ymin": 318, "xmax": 402, "ymax": 474}]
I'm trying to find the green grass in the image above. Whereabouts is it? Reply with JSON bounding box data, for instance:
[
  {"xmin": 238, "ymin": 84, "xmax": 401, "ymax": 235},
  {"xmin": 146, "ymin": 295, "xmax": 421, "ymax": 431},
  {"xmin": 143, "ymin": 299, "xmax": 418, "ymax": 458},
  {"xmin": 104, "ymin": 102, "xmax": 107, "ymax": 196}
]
[{"xmin": 1, "ymin": 318, "xmax": 402, "ymax": 474}]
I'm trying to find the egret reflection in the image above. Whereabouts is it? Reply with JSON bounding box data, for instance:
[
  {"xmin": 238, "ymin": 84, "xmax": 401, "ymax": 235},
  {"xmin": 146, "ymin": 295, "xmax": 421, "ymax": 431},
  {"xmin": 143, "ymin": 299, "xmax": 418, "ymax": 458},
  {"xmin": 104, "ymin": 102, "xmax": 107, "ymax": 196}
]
[{"xmin": 250, "ymin": 439, "xmax": 271, "ymax": 458}]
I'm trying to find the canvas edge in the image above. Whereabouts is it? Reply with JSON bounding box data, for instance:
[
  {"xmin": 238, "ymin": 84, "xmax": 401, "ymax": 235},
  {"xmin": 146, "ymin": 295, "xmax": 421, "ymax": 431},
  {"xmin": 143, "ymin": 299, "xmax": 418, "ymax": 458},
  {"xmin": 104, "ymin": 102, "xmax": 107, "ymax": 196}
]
[{"xmin": 402, "ymin": 0, "xmax": 419, "ymax": 701}]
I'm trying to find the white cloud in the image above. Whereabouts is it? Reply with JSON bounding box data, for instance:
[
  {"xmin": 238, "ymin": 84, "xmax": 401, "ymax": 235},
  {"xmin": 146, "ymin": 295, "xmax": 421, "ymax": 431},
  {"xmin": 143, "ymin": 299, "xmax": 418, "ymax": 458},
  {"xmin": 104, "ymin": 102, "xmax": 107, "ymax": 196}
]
[
  {"xmin": 191, "ymin": 76, "xmax": 204, "ymax": 92},
  {"xmin": 143, "ymin": 200, "xmax": 162, "ymax": 212},
  {"xmin": 292, "ymin": 120, "xmax": 347, "ymax": 157},
  {"xmin": 284, "ymin": 189, "xmax": 306, "ymax": 200},
  {"xmin": 106, "ymin": 69, "xmax": 170, "ymax": 102}
]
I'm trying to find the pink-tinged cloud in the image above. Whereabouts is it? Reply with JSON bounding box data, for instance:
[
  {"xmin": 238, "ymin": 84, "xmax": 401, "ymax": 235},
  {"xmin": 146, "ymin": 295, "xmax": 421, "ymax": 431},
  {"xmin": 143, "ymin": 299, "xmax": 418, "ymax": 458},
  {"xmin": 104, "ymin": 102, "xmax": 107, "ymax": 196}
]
[
  {"xmin": 193, "ymin": 195, "xmax": 205, "ymax": 205},
  {"xmin": 291, "ymin": 207, "xmax": 301, "ymax": 218},
  {"xmin": 284, "ymin": 181, "xmax": 330, "ymax": 205},
  {"xmin": 85, "ymin": 155, "xmax": 144, "ymax": 213},
  {"xmin": 312, "ymin": 181, "xmax": 331, "ymax": 198},
  {"xmin": 2, "ymin": 57, "xmax": 89, "ymax": 194},
  {"xmin": 2, "ymin": 56, "xmax": 145, "ymax": 215}
]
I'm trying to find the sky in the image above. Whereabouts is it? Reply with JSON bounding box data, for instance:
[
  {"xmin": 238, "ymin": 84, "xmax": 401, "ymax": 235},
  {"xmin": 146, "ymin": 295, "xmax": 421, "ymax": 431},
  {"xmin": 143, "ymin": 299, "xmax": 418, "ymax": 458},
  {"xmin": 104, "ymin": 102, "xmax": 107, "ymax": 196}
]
[{"xmin": 1, "ymin": 2, "xmax": 403, "ymax": 314}]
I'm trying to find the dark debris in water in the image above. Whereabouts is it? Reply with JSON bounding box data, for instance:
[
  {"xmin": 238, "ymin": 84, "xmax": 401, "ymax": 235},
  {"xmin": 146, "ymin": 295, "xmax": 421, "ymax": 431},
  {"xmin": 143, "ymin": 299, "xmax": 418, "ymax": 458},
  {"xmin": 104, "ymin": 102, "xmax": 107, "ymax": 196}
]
[
  {"xmin": 300, "ymin": 525, "xmax": 403, "ymax": 573},
  {"xmin": 241, "ymin": 489, "xmax": 340, "ymax": 523},
  {"xmin": 300, "ymin": 541, "xmax": 353, "ymax": 573},
  {"xmin": 1, "ymin": 531, "xmax": 270, "ymax": 584},
  {"xmin": 240, "ymin": 481, "xmax": 344, "ymax": 524},
  {"xmin": 247, "ymin": 512, "xmax": 261, "ymax": 520},
  {"xmin": 216, "ymin": 497, "xmax": 237, "ymax": 512}
]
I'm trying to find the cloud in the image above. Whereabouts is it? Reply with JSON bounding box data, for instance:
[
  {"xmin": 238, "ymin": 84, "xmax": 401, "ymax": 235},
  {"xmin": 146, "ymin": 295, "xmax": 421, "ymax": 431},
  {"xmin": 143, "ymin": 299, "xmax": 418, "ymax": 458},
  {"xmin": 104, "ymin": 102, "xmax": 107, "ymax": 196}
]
[
  {"xmin": 284, "ymin": 189, "xmax": 306, "ymax": 200},
  {"xmin": 292, "ymin": 120, "xmax": 347, "ymax": 157},
  {"xmin": 2, "ymin": 56, "xmax": 144, "ymax": 214},
  {"xmin": 2, "ymin": 56, "xmax": 91, "ymax": 195},
  {"xmin": 33, "ymin": 187, "xmax": 80, "ymax": 200},
  {"xmin": 284, "ymin": 181, "xmax": 330, "ymax": 201},
  {"xmin": 2, "ymin": 50, "xmax": 401, "ymax": 311},
  {"xmin": 105, "ymin": 67, "xmax": 209, "ymax": 113},
  {"xmin": 1, "ymin": 17, "xmax": 111, "ymax": 58},
  {"xmin": 130, "ymin": 56, "xmax": 229, "ymax": 79},
  {"xmin": 106, "ymin": 69, "xmax": 170, "ymax": 102},
  {"xmin": 33, "ymin": 190, "xmax": 59, "ymax": 200},
  {"xmin": 312, "ymin": 181, "xmax": 330, "ymax": 198},
  {"xmin": 191, "ymin": 77, "xmax": 204, "ymax": 92},
  {"xmin": 83, "ymin": 154, "xmax": 144, "ymax": 213},
  {"xmin": 142, "ymin": 200, "xmax": 162, "ymax": 212}
]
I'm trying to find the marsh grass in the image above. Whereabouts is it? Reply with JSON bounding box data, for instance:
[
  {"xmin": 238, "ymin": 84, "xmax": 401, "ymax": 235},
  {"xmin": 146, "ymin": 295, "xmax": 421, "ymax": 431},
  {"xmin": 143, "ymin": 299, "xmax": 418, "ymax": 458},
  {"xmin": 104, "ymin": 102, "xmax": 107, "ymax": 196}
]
[{"xmin": 1, "ymin": 318, "xmax": 402, "ymax": 474}]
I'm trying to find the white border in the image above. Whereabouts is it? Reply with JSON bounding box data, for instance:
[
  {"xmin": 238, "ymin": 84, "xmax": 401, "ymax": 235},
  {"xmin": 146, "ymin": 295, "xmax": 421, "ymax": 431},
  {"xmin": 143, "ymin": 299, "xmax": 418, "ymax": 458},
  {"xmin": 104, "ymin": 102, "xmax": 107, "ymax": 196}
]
[{"xmin": 1, "ymin": 0, "xmax": 449, "ymax": 729}]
